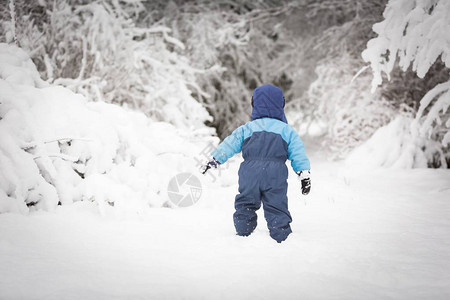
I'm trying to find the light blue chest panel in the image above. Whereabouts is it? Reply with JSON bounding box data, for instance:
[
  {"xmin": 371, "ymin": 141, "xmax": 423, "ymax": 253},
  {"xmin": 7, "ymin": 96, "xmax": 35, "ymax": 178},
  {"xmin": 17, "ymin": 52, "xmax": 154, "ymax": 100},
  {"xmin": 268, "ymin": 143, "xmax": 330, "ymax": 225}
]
[{"xmin": 211, "ymin": 118, "xmax": 310, "ymax": 172}]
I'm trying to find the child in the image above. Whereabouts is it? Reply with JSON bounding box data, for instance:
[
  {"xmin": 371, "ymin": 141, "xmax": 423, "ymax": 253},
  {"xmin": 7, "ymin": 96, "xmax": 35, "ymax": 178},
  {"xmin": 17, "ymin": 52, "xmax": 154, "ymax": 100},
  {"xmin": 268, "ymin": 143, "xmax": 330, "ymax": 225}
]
[{"xmin": 200, "ymin": 84, "xmax": 311, "ymax": 243}]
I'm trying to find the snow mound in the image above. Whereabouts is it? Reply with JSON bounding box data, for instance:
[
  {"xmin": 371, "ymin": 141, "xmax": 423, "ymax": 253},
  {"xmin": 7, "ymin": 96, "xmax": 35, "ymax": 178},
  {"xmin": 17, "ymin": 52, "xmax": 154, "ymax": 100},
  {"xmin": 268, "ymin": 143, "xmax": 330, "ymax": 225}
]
[
  {"xmin": 345, "ymin": 116, "xmax": 428, "ymax": 169},
  {"xmin": 0, "ymin": 43, "xmax": 211, "ymax": 215},
  {"xmin": 0, "ymin": 44, "xmax": 47, "ymax": 88}
]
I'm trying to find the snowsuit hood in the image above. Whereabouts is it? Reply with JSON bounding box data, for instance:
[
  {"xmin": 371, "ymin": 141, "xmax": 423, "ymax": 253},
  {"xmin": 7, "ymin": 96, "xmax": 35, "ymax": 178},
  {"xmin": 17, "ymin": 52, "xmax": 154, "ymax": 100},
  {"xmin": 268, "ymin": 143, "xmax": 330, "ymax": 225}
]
[{"xmin": 251, "ymin": 84, "xmax": 287, "ymax": 123}]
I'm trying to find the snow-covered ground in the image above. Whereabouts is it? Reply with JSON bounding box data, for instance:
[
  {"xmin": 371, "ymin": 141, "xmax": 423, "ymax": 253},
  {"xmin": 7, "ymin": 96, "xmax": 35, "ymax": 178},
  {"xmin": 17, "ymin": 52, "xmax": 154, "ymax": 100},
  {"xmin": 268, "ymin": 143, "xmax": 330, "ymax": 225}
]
[{"xmin": 1, "ymin": 145, "xmax": 450, "ymax": 299}]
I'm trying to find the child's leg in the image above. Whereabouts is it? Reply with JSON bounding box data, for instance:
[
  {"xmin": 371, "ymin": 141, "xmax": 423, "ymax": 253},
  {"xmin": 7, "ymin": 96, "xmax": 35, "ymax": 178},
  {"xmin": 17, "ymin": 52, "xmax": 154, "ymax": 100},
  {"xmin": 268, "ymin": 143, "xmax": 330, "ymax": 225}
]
[
  {"xmin": 234, "ymin": 165, "xmax": 262, "ymax": 236},
  {"xmin": 234, "ymin": 188, "xmax": 261, "ymax": 236},
  {"xmin": 233, "ymin": 161, "xmax": 261, "ymax": 236},
  {"xmin": 261, "ymin": 183, "xmax": 292, "ymax": 243}
]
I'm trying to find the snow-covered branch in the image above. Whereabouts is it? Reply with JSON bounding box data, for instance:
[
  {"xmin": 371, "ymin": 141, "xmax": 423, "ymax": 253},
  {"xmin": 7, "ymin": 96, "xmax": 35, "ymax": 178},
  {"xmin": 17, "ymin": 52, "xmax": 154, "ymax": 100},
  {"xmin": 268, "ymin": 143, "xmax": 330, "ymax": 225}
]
[{"xmin": 360, "ymin": 0, "xmax": 450, "ymax": 167}]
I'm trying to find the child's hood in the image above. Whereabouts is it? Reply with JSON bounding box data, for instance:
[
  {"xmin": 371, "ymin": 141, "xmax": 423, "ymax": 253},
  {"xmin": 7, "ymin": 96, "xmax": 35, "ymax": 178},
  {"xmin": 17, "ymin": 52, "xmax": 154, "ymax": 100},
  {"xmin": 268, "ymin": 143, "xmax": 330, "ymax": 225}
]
[{"xmin": 251, "ymin": 84, "xmax": 287, "ymax": 123}]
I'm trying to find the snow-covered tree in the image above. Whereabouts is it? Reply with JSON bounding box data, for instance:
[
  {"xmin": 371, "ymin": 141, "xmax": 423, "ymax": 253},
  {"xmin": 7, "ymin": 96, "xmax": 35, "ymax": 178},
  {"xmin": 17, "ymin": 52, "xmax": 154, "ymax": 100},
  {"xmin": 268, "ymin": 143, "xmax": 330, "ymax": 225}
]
[
  {"xmin": 303, "ymin": 54, "xmax": 396, "ymax": 159},
  {"xmin": 0, "ymin": 0, "xmax": 212, "ymax": 132},
  {"xmin": 362, "ymin": 0, "xmax": 450, "ymax": 167},
  {"xmin": 0, "ymin": 43, "xmax": 211, "ymax": 214},
  {"xmin": 155, "ymin": 1, "xmax": 299, "ymax": 137},
  {"xmin": 287, "ymin": 0, "xmax": 391, "ymax": 156}
]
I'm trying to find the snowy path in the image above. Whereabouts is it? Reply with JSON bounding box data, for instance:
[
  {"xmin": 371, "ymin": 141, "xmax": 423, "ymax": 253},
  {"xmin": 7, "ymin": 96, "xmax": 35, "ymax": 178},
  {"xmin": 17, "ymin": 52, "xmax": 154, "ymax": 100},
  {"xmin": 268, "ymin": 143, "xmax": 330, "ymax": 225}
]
[{"xmin": 1, "ymin": 152, "xmax": 450, "ymax": 299}]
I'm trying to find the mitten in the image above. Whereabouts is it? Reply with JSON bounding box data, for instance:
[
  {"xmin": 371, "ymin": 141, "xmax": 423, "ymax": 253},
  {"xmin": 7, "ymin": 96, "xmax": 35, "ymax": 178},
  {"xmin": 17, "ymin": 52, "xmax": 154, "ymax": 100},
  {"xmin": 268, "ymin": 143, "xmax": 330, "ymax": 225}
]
[
  {"xmin": 296, "ymin": 170, "xmax": 311, "ymax": 195},
  {"xmin": 199, "ymin": 157, "xmax": 220, "ymax": 174}
]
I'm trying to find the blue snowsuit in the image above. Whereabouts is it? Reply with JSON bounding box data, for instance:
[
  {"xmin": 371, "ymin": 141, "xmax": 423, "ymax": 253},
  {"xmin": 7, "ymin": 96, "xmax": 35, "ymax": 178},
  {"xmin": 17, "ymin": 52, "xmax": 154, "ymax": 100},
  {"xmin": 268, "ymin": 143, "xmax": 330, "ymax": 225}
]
[{"xmin": 211, "ymin": 84, "xmax": 310, "ymax": 243}]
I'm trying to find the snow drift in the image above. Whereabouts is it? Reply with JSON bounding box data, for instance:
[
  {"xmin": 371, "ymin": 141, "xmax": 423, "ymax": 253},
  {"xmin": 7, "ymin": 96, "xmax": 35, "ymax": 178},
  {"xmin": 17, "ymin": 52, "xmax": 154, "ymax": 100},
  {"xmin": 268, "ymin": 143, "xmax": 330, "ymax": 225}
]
[{"xmin": 0, "ymin": 43, "xmax": 213, "ymax": 215}]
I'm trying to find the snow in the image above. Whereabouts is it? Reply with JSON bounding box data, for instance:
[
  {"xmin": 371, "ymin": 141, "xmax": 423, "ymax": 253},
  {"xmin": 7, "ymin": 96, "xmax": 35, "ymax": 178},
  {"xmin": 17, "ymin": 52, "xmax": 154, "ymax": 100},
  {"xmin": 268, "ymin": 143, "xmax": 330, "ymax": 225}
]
[
  {"xmin": 303, "ymin": 53, "xmax": 396, "ymax": 159},
  {"xmin": 415, "ymin": 81, "xmax": 450, "ymax": 149},
  {"xmin": 0, "ymin": 43, "xmax": 215, "ymax": 214},
  {"xmin": 1, "ymin": 147, "xmax": 450, "ymax": 299},
  {"xmin": 361, "ymin": 0, "xmax": 450, "ymax": 165},
  {"xmin": 345, "ymin": 116, "xmax": 428, "ymax": 169},
  {"xmin": 1, "ymin": 10, "xmax": 450, "ymax": 298},
  {"xmin": 362, "ymin": 0, "xmax": 450, "ymax": 90},
  {"xmin": 0, "ymin": 43, "xmax": 47, "ymax": 88}
]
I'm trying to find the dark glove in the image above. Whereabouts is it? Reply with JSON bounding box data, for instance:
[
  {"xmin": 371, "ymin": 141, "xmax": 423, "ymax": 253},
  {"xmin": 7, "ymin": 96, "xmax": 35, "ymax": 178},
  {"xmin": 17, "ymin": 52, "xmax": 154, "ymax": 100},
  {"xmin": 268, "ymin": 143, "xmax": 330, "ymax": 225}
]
[
  {"xmin": 199, "ymin": 157, "xmax": 220, "ymax": 174},
  {"xmin": 297, "ymin": 170, "xmax": 311, "ymax": 195}
]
